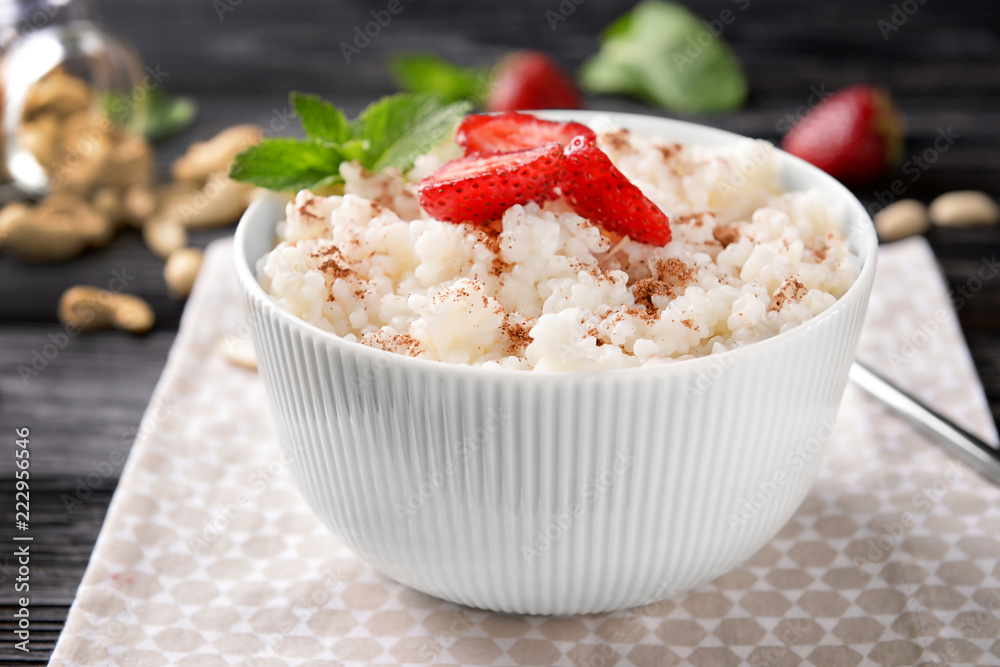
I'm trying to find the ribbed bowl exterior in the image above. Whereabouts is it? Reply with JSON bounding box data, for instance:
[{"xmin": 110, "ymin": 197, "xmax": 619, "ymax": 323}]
[{"xmin": 235, "ymin": 112, "xmax": 878, "ymax": 615}]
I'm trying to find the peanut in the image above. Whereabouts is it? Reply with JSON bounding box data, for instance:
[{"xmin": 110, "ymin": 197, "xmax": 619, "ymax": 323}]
[
  {"xmin": 18, "ymin": 113, "xmax": 61, "ymax": 170},
  {"xmin": 143, "ymin": 217, "xmax": 188, "ymax": 259},
  {"xmin": 0, "ymin": 202, "xmax": 31, "ymax": 247},
  {"xmin": 874, "ymin": 199, "xmax": 929, "ymax": 242},
  {"xmin": 217, "ymin": 335, "xmax": 258, "ymax": 369},
  {"xmin": 23, "ymin": 68, "xmax": 93, "ymax": 121},
  {"xmin": 158, "ymin": 172, "xmax": 255, "ymax": 229},
  {"xmin": 929, "ymin": 191, "xmax": 1000, "ymax": 227},
  {"xmin": 40, "ymin": 193, "xmax": 116, "ymax": 247},
  {"xmin": 172, "ymin": 124, "xmax": 262, "ymax": 185},
  {"xmin": 58, "ymin": 286, "xmax": 155, "ymax": 334},
  {"xmin": 92, "ymin": 186, "xmax": 125, "ymax": 224},
  {"xmin": 122, "ymin": 184, "xmax": 158, "ymax": 227},
  {"xmin": 0, "ymin": 195, "xmax": 112, "ymax": 261},
  {"xmin": 164, "ymin": 247, "xmax": 203, "ymax": 299},
  {"xmin": 102, "ymin": 131, "xmax": 155, "ymax": 188}
]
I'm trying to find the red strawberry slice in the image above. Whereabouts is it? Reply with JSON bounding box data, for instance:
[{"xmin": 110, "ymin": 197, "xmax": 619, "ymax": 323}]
[
  {"xmin": 486, "ymin": 50, "xmax": 583, "ymax": 112},
  {"xmin": 418, "ymin": 143, "xmax": 563, "ymax": 224},
  {"xmin": 457, "ymin": 112, "xmax": 596, "ymax": 155},
  {"xmin": 781, "ymin": 84, "xmax": 903, "ymax": 185},
  {"xmin": 560, "ymin": 137, "xmax": 671, "ymax": 246}
]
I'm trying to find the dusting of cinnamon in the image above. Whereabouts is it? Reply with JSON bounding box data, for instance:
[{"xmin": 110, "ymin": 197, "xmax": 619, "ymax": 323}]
[
  {"xmin": 502, "ymin": 317, "xmax": 534, "ymax": 354},
  {"xmin": 318, "ymin": 257, "xmax": 351, "ymax": 279},
  {"xmin": 474, "ymin": 227, "xmax": 502, "ymax": 251},
  {"xmin": 311, "ymin": 244, "xmax": 353, "ymax": 279},
  {"xmin": 587, "ymin": 327, "xmax": 608, "ymax": 346},
  {"xmin": 657, "ymin": 143, "xmax": 682, "ymax": 160},
  {"xmin": 674, "ymin": 212, "xmax": 713, "ymax": 228},
  {"xmin": 712, "ymin": 224, "xmax": 740, "ymax": 249},
  {"xmin": 602, "ymin": 129, "xmax": 631, "ymax": 151},
  {"xmin": 490, "ymin": 255, "xmax": 510, "ymax": 278},
  {"xmin": 681, "ymin": 318, "xmax": 695, "ymax": 329},
  {"xmin": 622, "ymin": 305, "xmax": 658, "ymax": 323},
  {"xmin": 584, "ymin": 264, "xmax": 619, "ymax": 285},
  {"xmin": 632, "ymin": 278, "xmax": 673, "ymax": 311},
  {"xmin": 311, "ymin": 245, "xmax": 343, "ymax": 259},
  {"xmin": 653, "ymin": 257, "xmax": 694, "ymax": 284},
  {"xmin": 296, "ymin": 196, "xmax": 322, "ymax": 221},
  {"xmin": 768, "ymin": 277, "xmax": 808, "ymax": 312},
  {"xmin": 631, "ymin": 258, "xmax": 695, "ymax": 312},
  {"xmin": 362, "ymin": 329, "xmax": 422, "ymax": 356}
]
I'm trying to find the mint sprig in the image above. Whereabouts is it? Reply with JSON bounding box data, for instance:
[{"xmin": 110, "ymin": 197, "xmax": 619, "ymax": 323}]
[
  {"xmin": 291, "ymin": 92, "xmax": 350, "ymax": 143},
  {"xmin": 229, "ymin": 92, "xmax": 471, "ymax": 192},
  {"xmin": 580, "ymin": 0, "xmax": 748, "ymax": 114},
  {"xmin": 388, "ymin": 53, "xmax": 491, "ymax": 106}
]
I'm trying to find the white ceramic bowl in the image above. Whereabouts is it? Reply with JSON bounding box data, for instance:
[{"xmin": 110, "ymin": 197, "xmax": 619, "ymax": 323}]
[{"xmin": 235, "ymin": 111, "xmax": 878, "ymax": 615}]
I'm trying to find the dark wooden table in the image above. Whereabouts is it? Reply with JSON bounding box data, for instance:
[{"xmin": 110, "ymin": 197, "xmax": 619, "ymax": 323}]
[{"xmin": 1, "ymin": 0, "xmax": 998, "ymax": 662}]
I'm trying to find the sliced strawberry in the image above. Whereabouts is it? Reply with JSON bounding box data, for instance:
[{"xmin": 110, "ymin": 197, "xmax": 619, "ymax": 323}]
[
  {"xmin": 486, "ymin": 50, "xmax": 583, "ymax": 112},
  {"xmin": 418, "ymin": 143, "xmax": 563, "ymax": 224},
  {"xmin": 457, "ymin": 112, "xmax": 596, "ymax": 155},
  {"xmin": 560, "ymin": 137, "xmax": 671, "ymax": 246}
]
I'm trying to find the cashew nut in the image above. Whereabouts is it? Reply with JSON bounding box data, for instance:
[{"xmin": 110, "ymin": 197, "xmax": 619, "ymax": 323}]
[
  {"xmin": 164, "ymin": 247, "xmax": 203, "ymax": 299},
  {"xmin": 172, "ymin": 124, "xmax": 262, "ymax": 185},
  {"xmin": 58, "ymin": 285, "xmax": 155, "ymax": 334},
  {"xmin": 143, "ymin": 217, "xmax": 188, "ymax": 259},
  {"xmin": 929, "ymin": 191, "xmax": 1000, "ymax": 227},
  {"xmin": 874, "ymin": 199, "xmax": 929, "ymax": 242}
]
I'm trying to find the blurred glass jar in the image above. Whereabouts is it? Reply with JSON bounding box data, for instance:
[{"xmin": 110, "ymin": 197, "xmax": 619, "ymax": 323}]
[{"xmin": 0, "ymin": 0, "xmax": 150, "ymax": 194}]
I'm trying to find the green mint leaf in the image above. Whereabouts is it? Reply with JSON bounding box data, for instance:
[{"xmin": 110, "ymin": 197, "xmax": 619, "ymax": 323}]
[
  {"xmin": 229, "ymin": 92, "xmax": 470, "ymax": 193},
  {"xmin": 580, "ymin": 0, "xmax": 747, "ymax": 114},
  {"xmin": 291, "ymin": 91, "xmax": 351, "ymax": 143},
  {"xmin": 229, "ymin": 138, "xmax": 345, "ymax": 191},
  {"xmin": 100, "ymin": 88, "xmax": 197, "ymax": 141},
  {"xmin": 143, "ymin": 90, "xmax": 197, "ymax": 141},
  {"xmin": 335, "ymin": 138, "xmax": 370, "ymax": 162},
  {"xmin": 388, "ymin": 53, "xmax": 490, "ymax": 105},
  {"xmin": 351, "ymin": 93, "xmax": 471, "ymax": 173}
]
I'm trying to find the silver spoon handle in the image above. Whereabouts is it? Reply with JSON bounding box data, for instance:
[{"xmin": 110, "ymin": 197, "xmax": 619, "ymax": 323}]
[{"xmin": 849, "ymin": 361, "xmax": 1000, "ymax": 485}]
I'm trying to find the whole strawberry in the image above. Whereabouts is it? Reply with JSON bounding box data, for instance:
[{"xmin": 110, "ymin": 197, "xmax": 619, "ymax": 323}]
[
  {"xmin": 781, "ymin": 85, "xmax": 903, "ymax": 185},
  {"xmin": 486, "ymin": 51, "xmax": 583, "ymax": 112}
]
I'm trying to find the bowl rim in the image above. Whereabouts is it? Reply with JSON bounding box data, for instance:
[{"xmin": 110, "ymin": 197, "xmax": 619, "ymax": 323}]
[{"xmin": 234, "ymin": 109, "xmax": 878, "ymax": 381}]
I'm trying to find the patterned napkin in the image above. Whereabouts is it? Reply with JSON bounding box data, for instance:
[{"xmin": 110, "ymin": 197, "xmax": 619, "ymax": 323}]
[{"xmin": 51, "ymin": 236, "xmax": 1000, "ymax": 667}]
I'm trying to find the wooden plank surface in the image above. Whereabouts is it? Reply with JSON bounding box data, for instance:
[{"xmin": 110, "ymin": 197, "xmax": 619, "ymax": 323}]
[{"xmin": 1, "ymin": 0, "xmax": 999, "ymax": 662}]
